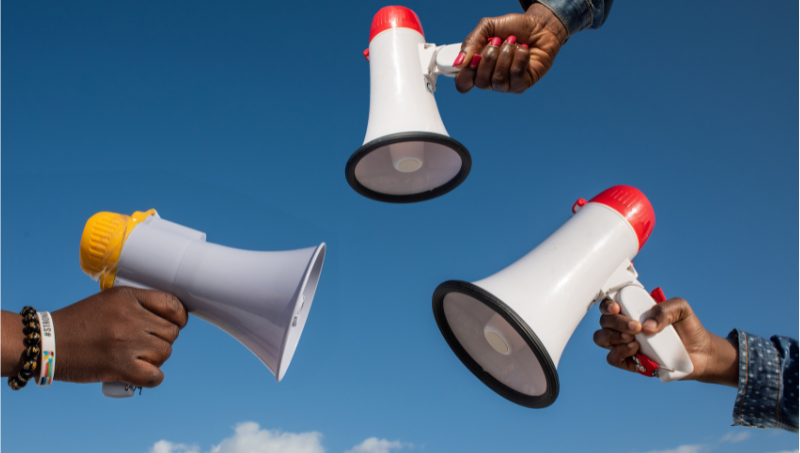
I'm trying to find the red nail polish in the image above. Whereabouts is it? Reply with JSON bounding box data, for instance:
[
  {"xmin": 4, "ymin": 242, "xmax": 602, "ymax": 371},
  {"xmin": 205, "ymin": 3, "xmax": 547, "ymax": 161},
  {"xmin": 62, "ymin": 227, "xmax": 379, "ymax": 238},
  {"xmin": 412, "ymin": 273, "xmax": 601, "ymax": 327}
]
[
  {"xmin": 452, "ymin": 53, "xmax": 465, "ymax": 67},
  {"xmin": 521, "ymin": 43, "xmax": 529, "ymax": 49},
  {"xmin": 489, "ymin": 37, "xmax": 502, "ymax": 47},
  {"xmin": 469, "ymin": 54, "xmax": 482, "ymax": 68},
  {"xmin": 506, "ymin": 35, "xmax": 517, "ymax": 44}
]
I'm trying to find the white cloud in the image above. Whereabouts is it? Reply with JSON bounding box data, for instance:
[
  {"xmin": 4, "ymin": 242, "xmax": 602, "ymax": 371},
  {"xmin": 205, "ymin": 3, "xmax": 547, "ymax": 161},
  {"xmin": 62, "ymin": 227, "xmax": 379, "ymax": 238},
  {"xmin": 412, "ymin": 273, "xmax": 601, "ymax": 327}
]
[
  {"xmin": 641, "ymin": 445, "xmax": 705, "ymax": 453},
  {"xmin": 719, "ymin": 431, "xmax": 751, "ymax": 443},
  {"xmin": 147, "ymin": 422, "xmax": 410, "ymax": 453},
  {"xmin": 344, "ymin": 438, "xmax": 410, "ymax": 453},
  {"xmin": 149, "ymin": 441, "xmax": 200, "ymax": 453},
  {"xmin": 208, "ymin": 422, "xmax": 325, "ymax": 453}
]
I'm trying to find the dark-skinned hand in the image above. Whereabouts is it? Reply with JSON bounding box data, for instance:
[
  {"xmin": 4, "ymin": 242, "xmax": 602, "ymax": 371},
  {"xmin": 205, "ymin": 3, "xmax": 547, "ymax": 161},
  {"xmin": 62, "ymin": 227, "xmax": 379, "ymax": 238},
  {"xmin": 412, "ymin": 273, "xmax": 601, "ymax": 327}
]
[
  {"xmin": 452, "ymin": 3, "xmax": 568, "ymax": 94},
  {"xmin": 593, "ymin": 297, "xmax": 739, "ymax": 387},
  {"xmin": 1, "ymin": 287, "xmax": 188, "ymax": 388}
]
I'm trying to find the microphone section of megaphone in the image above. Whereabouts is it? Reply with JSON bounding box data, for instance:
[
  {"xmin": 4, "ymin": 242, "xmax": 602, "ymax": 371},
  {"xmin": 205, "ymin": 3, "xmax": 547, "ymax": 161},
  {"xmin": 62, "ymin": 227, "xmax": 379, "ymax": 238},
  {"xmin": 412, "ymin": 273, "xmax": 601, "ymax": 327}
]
[
  {"xmin": 432, "ymin": 185, "xmax": 694, "ymax": 408},
  {"xmin": 346, "ymin": 5, "xmax": 471, "ymax": 203},
  {"xmin": 80, "ymin": 209, "xmax": 326, "ymax": 398}
]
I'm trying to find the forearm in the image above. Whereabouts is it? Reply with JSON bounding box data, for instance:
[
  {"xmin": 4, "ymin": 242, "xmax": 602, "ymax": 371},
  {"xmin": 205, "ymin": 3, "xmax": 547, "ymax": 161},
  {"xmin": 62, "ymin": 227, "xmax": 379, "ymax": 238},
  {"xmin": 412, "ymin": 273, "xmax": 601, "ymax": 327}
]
[
  {"xmin": 2, "ymin": 310, "xmax": 27, "ymax": 377},
  {"xmin": 519, "ymin": 0, "xmax": 614, "ymax": 37}
]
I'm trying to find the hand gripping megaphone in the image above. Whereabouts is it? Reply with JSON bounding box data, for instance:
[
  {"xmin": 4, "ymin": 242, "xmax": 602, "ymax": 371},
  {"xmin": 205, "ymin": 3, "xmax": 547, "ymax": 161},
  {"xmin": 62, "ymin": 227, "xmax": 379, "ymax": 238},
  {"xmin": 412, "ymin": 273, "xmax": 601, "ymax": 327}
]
[
  {"xmin": 345, "ymin": 6, "xmax": 471, "ymax": 203},
  {"xmin": 432, "ymin": 186, "xmax": 693, "ymax": 408},
  {"xmin": 79, "ymin": 209, "xmax": 326, "ymax": 398}
]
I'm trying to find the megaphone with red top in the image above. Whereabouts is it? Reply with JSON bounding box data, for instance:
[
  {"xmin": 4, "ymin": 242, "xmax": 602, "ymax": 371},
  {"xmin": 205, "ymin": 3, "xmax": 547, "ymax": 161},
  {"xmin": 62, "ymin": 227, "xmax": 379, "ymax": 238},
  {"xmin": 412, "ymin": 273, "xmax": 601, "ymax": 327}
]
[
  {"xmin": 432, "ymin": 185, "xmax": 693, "ymax": 408},
  {"xmin": 346, "ymin": 6, "xmax": 470, "ymax": 203}
]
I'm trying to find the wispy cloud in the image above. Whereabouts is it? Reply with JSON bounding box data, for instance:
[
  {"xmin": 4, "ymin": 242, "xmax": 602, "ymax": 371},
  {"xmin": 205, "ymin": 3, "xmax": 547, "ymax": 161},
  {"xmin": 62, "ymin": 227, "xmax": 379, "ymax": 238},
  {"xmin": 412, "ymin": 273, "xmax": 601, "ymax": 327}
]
[
  {"xmin": 344, "ymin": 438, "xmax": 410, "ymax": 453},
  {"xmin": 719, "ymin": 431, "xmax": 750, "ymax": 443},
  {"xmin": 638, "ymin": 430, "xmax": 756, "ymax": 453},
  {"xmin": 641, "ymin": 445, "xmax": 706, "ymax": 453},
  {"xmin": 147, "ymin": 422, "xmax": 410, "ymax": 453},
  {"xmin": 150, "ymin": 441, "xmax": 200, "ymax": 453}
]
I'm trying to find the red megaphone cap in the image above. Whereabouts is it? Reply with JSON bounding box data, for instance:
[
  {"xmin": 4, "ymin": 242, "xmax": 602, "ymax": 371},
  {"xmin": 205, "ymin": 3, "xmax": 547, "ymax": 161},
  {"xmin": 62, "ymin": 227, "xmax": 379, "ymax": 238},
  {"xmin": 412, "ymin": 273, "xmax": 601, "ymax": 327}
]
[
  {"xmin": 590, "ymin": 185, "xmax": 656, "ymax": 250},
  {"xmin": 370, "ymin": 6, "xmax": 424, "ymax": 43}
]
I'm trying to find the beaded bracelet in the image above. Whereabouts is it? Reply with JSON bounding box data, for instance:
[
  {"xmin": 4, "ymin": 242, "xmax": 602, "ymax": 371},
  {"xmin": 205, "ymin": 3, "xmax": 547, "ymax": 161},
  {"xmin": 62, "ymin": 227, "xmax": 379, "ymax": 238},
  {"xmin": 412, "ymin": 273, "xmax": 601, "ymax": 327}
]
[{"xmin": 8, "ymin": 306, "xmax": 41, "ymax": 390}]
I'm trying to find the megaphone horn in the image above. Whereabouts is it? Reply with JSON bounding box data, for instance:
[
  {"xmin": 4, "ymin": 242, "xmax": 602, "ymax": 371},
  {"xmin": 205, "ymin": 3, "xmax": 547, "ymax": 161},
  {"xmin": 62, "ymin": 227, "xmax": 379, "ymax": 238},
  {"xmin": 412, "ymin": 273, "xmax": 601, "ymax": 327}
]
[
  {"xmin": 80, "ymin": 209, "xmax": 326, "ymax": 398},
  {"xmin": 346, "ymin": 6, "xmax": 471, "ymax": 203},
  {"xmin": 432, "ymin": 185, "xmax": 693, "ymax": 408}
]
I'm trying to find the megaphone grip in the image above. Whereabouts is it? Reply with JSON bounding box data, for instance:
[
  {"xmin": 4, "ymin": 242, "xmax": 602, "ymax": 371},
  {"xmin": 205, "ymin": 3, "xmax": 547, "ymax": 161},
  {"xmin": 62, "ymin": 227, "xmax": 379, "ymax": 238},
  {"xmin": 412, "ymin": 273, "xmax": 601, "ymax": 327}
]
[{"xmin": 627, "ymin": 287, "xmax": 667, "ymax": 377}]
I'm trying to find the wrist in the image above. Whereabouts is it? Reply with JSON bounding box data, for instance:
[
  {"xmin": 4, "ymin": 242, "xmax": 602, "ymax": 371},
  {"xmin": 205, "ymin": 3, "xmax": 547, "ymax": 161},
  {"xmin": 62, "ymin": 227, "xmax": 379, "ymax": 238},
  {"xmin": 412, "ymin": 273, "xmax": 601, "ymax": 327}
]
[
  {"xmin": 526, "ymin": 3, "xmax": 569, "ymax": 44},
  {"xmin": 698, "ymin": 334, "xmax": 739, "ymax": 387},
  {"xmin": 1, "ymin": 312, "xmax": 27, "ymax": 377}
]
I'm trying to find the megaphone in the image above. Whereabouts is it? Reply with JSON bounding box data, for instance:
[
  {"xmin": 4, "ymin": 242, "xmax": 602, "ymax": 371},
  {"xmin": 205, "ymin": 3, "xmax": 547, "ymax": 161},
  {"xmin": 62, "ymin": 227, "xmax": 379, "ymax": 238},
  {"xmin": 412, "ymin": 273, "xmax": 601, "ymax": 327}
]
[
  {"xmin": 345, "ymin": 6, "xmax": 471, "ymax": 203},
  {"xmin": 432, "ymin": 185, "xmax": 693, "ymax": 408},
  {"xmin": 79, "ymin": 209, "xmax": 326, "ymax": 398}
]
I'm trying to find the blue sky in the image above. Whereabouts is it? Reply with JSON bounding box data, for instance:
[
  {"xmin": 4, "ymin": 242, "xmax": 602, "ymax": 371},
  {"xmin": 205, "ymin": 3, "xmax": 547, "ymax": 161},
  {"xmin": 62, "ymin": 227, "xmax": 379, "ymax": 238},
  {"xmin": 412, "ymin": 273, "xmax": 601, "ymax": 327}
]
[{"xmin": 2, "ymin": 1, "xmax": 797, "ymax": 452}]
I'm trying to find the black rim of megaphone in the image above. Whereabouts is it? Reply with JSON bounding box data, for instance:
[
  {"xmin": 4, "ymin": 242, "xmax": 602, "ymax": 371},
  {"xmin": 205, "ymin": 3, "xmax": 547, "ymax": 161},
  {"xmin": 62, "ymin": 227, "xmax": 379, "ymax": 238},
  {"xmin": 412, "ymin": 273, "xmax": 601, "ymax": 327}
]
[
  {"xmin": 432, "ymin": 280, "xmax": 560, "ymax": 408},
  {"xmin": 345, "ymin": 132, "xmax": 472, "ymax": 204}
]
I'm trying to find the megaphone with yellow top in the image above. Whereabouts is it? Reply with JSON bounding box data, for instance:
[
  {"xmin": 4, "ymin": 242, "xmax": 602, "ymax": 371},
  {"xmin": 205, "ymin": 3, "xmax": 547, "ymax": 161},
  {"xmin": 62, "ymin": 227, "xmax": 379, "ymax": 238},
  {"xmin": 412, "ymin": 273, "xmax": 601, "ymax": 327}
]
[{"xmin": 80, "ymin": 209, "xmax": 326, "ymax": 398}]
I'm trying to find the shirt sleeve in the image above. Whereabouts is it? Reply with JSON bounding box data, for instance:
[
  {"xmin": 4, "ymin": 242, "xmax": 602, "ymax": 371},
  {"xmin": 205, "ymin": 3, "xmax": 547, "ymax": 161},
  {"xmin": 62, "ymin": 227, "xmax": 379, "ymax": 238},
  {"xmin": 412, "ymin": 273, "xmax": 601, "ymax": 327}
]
[
  {"xmin": 517, "ymin": 0, "xmax": 615, "ymax": 37},
  {"xmin": 728, "ymin": 329, "xmax": 798, "ymax": 432}
]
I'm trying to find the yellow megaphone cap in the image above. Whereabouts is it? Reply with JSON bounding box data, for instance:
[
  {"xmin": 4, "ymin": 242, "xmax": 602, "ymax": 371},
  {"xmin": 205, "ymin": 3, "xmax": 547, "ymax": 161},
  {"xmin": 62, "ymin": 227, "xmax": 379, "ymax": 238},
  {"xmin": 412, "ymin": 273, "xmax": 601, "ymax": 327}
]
[{"xmin": 80, "ymin": 209, "xmax": 156, "ymax": 290}]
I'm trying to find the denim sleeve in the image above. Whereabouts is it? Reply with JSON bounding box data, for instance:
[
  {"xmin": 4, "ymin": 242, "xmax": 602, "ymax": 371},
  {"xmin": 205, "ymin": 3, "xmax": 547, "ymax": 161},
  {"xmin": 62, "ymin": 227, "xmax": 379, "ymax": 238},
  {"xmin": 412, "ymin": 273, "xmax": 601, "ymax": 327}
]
[
  {"xmin": 728, "ymin": 329, "xmax": 799, "ymax": 432},
  {"xmin": 518, "ymin": 0, "xmax": 615, "ymax": 37}
]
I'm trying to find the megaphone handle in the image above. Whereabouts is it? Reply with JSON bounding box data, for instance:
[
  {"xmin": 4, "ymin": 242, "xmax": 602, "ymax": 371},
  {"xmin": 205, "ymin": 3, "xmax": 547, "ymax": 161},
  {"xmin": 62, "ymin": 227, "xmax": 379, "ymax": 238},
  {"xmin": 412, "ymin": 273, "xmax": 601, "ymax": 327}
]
[
  {"xmin": 102, "ymin": 381, "xmax": 137, "ymax": 398},
  {"xmin": 626, "ymin": 287, "xmax": 667, "ymax": 377}
]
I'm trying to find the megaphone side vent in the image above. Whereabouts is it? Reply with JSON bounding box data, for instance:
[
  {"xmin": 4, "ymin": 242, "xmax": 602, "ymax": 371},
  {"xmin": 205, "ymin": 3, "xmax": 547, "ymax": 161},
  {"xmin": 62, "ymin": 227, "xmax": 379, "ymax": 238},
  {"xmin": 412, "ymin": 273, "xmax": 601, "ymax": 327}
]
[
  {"xmin": 432, "ymin": 280, "xmax": 559, "ymax": 408},
  {"xmin": 590, "ymin": 185, "xmax": 655, "ymax": 250},
  {"xmin": 370, "ymin": 6, "xmax": 424, "ymax": 42}
]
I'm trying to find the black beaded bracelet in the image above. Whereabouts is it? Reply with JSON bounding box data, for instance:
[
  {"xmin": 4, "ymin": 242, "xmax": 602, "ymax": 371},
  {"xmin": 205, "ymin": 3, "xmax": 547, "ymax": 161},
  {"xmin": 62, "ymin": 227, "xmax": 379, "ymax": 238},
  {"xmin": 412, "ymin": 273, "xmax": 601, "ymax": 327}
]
[{"xmin": 8, "ymin": 306, "xmax": 41, "ymax": 391}]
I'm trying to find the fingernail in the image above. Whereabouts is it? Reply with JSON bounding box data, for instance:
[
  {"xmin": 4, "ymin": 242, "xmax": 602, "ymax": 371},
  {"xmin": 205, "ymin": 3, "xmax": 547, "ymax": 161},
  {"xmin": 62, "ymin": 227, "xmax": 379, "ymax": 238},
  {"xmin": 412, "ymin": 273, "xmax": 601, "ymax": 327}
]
[
  {"xmin": 520, "ymin": 43, "xmax": 529, "ymax": 49},
  {"xmin": 620, "ymin": 333, "xmax": 631, "ymax": 341},
  {"xmin": 506, "ymin": 35, "xmax": 517, "ymax": 44},
  {"xmin": 469, "ymin": 54, "xmax": 482, "ymax": 68},
  {"xmin": 628, "ymin": 321, "xmax": 638, "ymax": 331},
  {"xmin": 643, "ymin": 320, "xmax": 657, "ymax": 331},
  {"xmin": 452, "ymin": 53, "xmax": 465, "ymax": 67},
  {"xmin": 489, "ymin": 37, "xmax": 502, "ymax": 47}
]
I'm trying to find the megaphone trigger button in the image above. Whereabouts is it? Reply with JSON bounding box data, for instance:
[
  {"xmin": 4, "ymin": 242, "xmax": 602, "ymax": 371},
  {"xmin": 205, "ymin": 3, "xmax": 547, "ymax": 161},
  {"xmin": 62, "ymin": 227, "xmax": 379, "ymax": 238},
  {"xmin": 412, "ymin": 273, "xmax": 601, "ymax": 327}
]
[{"xmin": 363, "ymin": 49, "xmax": 369, "ymax": 62}]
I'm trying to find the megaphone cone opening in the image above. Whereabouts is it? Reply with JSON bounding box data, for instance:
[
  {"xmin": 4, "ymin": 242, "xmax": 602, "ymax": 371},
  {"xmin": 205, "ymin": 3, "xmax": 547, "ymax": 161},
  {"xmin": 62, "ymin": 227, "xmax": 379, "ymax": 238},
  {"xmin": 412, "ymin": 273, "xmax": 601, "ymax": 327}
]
[
  {"xmin": 346, "ymin": 132, "xmax": 471, "ymax": 203},
  {"xmin": 275, "ymin": 243, "xmax": 326, "ymax": 382},
  {"xmin": 432, "ymin": 280, "xmax": 559, "ymax": 408}
]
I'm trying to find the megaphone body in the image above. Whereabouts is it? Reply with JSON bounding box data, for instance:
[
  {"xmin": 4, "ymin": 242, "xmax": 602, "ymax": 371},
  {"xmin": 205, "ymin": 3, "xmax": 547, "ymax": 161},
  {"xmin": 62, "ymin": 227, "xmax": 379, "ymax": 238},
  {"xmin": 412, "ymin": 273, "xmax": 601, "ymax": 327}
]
[
  {"xmin": 432, "ymin": 186, "xmax": 693, "ymax": 408},
  {"xmin": 80, "ymin": 210, "xmax": 326, "ymax": 398},
  {"xmin": 345, "ymin": 6, "xmax": 471, "ymax": 203}
]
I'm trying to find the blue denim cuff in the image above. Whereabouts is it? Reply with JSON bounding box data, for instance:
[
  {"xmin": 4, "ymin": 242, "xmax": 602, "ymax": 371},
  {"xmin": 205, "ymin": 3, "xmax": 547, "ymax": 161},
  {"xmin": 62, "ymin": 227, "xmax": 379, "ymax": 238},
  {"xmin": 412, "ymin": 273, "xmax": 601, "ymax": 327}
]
[
  {"xmin": 729, "ymin": 329, "xmax": 799, "ymax": 432},
  {"xmin": 518, "ymin": 0, "xmax": 613, "ymax": 36}
]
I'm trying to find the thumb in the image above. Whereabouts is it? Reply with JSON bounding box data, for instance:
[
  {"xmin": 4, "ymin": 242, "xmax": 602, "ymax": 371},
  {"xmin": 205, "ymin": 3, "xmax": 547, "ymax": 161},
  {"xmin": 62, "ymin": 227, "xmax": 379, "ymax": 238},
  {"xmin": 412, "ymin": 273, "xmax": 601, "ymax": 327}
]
[{"xmin": 641, "ymin": 298, "xmax": 694, "ymax": 335}]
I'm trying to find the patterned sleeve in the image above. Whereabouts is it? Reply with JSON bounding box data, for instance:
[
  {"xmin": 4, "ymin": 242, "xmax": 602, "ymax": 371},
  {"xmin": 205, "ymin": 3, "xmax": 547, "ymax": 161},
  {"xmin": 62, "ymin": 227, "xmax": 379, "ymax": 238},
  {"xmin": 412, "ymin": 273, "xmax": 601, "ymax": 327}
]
[
  {"xmin": 728, "ymin": 329, "xmax": 798, "ymax": 432},
  {"xmin": 517, "ymin": 0, "xmax": 615, "ymax": 37}
]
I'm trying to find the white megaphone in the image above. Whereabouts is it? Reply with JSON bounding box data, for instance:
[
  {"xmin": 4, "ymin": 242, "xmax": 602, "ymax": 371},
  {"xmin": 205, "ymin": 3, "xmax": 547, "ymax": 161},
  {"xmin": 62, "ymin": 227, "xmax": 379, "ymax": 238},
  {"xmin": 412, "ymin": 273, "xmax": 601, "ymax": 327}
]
[
  {"xmin": 345, "ymin": 5, "xmax": 471, "ymax": 203},
  {"xmin": 432, "ymin": 185, "xmax": 693, "ymax": 408},
  {"xmin": 79, "ymin": 209, "xmax": 326, "ymax": 398}
]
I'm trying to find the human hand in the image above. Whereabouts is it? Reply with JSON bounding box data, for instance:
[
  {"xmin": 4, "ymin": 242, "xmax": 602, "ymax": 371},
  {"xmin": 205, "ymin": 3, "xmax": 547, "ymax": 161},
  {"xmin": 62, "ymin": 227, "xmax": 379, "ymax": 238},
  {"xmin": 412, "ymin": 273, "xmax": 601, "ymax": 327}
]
[
  {"xmin": 452, "ymin": 3, "xmax": 568, "ymax": 94},
  {"xmin": 50, "ymin": 287, "xmax": 188, "ymax": 388},
  {"xmin": 593, "ymin": 297, "xmax": 739, "ymax": 387}
]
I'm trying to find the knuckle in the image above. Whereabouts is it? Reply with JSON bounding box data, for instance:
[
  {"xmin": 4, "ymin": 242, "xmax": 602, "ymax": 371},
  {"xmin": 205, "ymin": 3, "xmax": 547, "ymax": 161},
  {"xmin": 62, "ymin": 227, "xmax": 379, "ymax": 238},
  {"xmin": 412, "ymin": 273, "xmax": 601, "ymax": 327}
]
[
  {"xmin": 158, "ymin": 342, "xmax": 173, "ymax": 361},
  {"xmin": 606, "ymin": 352, "xmax": 617, "ymax": 367},
  {"xmin": 144, "ymin": 369, "xmax": 164, "ymax": 388}
]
